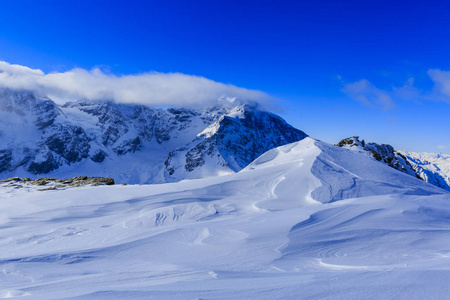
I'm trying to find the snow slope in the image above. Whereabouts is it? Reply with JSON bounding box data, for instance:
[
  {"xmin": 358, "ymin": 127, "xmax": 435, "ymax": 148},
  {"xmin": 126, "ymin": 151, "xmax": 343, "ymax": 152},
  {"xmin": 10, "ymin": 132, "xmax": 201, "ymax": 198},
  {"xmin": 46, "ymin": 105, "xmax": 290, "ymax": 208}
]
[
  {"xmin": 1, "ymin": 138, "xmax": 449, "ymax": 299},
  {"xmin": 337, "ymin": 136, "xmax": 450, "ymax": 191},
  {"xmin": 399, "ymin": 150, "xmax": 450, "ymax": 191}
]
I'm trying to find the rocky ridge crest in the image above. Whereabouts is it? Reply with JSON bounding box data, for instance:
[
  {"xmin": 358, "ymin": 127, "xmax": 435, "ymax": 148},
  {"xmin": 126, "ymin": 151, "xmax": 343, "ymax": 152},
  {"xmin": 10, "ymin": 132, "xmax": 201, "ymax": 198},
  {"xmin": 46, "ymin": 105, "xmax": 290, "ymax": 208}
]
[{"xmin": 336, "ymin": 136, "xmax": 450, "ymax": 191}]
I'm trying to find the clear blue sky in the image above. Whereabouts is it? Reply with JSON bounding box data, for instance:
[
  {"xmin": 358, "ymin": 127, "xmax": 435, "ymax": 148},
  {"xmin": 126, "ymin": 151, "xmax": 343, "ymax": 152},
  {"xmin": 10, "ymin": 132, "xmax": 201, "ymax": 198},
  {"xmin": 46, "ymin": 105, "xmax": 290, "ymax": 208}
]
[{"xmin": 0, "ymin": 0, "xmax": 449, "ymax": 153}]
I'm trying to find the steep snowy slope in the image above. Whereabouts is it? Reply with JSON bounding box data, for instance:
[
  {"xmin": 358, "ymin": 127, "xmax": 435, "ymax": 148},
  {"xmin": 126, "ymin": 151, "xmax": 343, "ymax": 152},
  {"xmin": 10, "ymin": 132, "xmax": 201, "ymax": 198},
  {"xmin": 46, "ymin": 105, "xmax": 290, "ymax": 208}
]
[
  {"xmin": 1, "ymin": 138, "xmax": 448, "ymax": 299},
  {"xmin": 164, "ymin": 103, "xmax": 307, "ymax": 181},
  {"xmin": 0, "ymin": 90, "xmax": 91, "ymax": 175},
  {"xmin": 336, "ymin": 136, "xmax": 417, "ymax": 176},
  {"xmin": 337, "ymin": 136, "xmax": 450, "ymax": 191},
  {"xmin": 0, "ymin": 90, "xmax": 306, "ymax": 183},
  {"xmin": 398, "ymin": 150, "xmax": 450, "ymax": 191}
]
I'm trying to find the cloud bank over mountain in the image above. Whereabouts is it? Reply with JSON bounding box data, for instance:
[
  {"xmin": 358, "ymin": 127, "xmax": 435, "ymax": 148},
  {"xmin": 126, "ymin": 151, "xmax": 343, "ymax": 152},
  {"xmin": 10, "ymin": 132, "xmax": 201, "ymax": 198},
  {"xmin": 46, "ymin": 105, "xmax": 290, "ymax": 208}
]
[{"xmin": 0, "ymin": 61, "xmax": 272, "ymax": 106}]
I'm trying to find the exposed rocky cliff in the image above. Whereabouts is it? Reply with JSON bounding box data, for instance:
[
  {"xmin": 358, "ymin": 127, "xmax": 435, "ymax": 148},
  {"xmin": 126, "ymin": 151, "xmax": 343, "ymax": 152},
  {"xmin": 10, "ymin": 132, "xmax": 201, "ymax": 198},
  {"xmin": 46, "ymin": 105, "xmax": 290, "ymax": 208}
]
[
  {"xmin": 0, "ymin": 89, "xmax": 91, "ymax": 175},
  {"xmin": 336, "ymin": 136, "xmax": 450, "ymax": 191},
  {"xmin": 0, "ymin": 89, "xmax": 307, "ymax": 183},
  {"xmin": 164, "ymin": 104, "xmax": 308, "ymax": 181}
]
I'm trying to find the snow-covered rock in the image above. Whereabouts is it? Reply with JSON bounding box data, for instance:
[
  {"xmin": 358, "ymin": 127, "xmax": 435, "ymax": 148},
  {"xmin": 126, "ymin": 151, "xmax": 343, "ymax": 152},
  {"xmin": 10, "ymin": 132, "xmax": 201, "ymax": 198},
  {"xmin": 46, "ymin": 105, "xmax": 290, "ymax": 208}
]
[
  {"xmin": 164, "ymin": 104, "xmax": 307, "ymax": 181},
  {"xmin": 398, "ymin": 150, "xmax": 450, "ymax": 191},
  {"xmin": 0, "ymin": 89, "xmax": 307, "ymax": 183},
  {"xmin": 0, "ymin": 89, "xmax": 91, "ymax": 174},
  {"xmin": 336, "ymin": 136, "xmax": 450, "ymax": 191}
]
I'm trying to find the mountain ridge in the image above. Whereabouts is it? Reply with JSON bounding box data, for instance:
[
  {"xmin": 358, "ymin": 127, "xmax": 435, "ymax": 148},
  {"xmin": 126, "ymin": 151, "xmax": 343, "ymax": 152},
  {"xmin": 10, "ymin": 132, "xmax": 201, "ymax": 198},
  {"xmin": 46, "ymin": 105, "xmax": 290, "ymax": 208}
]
[
  {"xmin": 0, "ymin": 89, "xmax": 307, "ymax": 184},
  {"xmin": 336, "ymin": 136, "xmax": 450, "ymax": 191}
]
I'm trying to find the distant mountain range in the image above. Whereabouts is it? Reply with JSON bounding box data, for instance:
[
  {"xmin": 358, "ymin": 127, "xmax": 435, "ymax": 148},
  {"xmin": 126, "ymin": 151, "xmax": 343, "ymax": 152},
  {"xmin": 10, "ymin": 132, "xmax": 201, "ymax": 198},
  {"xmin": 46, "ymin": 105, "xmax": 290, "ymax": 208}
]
[
  {"xmin": 0, "ymin": 89, "xmax": 306, "ymax": 184},
  {"xmin": 0, "ymin": 88, "xmax": 448, "ymax": 192}
]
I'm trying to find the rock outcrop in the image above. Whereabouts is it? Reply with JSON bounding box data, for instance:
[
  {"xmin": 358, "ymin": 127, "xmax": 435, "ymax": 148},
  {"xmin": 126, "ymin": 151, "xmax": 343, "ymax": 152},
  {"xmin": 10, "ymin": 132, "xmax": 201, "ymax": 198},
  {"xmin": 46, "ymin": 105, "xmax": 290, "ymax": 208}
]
[
  {"xmin": 0, "ymin": 176, "xmax": 115, "ymax": 191},
  {"xmin": 336, "ymin": 136, "xmax": 450, "ymax": 191}
]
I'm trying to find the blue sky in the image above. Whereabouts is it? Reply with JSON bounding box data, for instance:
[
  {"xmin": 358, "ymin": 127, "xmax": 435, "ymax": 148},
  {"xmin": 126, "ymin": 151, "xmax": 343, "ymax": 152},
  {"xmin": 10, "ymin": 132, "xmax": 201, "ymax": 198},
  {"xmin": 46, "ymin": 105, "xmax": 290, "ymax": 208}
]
[{"xmin": 0, "ymin": 0, "xmax": 449, "ymax": 153}]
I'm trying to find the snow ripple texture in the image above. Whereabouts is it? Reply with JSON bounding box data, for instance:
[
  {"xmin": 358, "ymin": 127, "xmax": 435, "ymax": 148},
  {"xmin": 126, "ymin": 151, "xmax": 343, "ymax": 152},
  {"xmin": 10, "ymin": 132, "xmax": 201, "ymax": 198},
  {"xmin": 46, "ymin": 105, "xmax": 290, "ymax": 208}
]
[{"xmin": 1, "ymin": 138, "xmax": 450, "ymax": 299}]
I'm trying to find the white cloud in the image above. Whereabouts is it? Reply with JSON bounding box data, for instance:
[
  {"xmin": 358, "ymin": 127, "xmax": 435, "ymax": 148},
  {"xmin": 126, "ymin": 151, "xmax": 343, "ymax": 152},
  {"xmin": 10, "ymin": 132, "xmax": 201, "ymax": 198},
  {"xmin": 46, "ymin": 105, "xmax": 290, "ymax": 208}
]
[
  {"xmin": 341, "ymin": 79, "xmax": 394, "ymax": 110},
  {"xmin": 427, "ymin": 69, "xmax": 450, "ymax": 103},
  {"xmin": 392, "ymin": 78, "xmax": 423, "ymax": 102},
  {"xmin": 0, "ymin": 61, "xmax": 273, "ymax": 107},
  {"xmin": 438, "ymin": 145, "xmax": 449, "ymax": 150},
  {"xmin": 341, "ymin": 69, "xmax": 450, "ymax": 109},
  {"xmin": 342, "ymin": 70, "xmax": 450, "ymax": 108}
]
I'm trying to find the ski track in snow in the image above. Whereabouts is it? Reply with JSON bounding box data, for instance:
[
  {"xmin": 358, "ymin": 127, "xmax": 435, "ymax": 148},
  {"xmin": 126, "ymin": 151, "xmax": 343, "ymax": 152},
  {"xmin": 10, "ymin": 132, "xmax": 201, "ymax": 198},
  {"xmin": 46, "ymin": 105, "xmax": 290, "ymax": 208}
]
[{"xmin": 1, "ymin": 138, "xmax": 450, "ymax": 299}]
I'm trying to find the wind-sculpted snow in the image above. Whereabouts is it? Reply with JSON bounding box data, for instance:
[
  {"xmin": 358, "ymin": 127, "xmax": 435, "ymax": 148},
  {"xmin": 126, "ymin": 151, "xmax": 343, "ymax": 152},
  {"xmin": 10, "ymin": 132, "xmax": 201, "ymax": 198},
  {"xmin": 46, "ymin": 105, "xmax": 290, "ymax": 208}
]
[
  {"xmin": 311, "ymin": 141, "xmax": 443, "ymax": 203},
  {"xmin": 1, "ymin": 138, "xmax": 450, "ymax": 299}
]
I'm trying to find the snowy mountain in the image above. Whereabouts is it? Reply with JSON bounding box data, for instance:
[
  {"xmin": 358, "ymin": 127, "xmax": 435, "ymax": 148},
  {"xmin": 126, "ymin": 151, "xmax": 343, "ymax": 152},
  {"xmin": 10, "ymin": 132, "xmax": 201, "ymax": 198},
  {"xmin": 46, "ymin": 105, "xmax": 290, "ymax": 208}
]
[
  {"xmin": 1, "ymin": 138, "xmax": 448, "ymax": 299},
  {"xmin": 0, "ymin": 89, "xmax": 306, "ymax": 183},
  {"xmin": 164, "ymin": 104, "xmax": 307, "ymax": 181},
  {"xmin": 398, "ymin": 150, "xmax": 450, "ymax": 191},
  {"xmin": 336, "ymin": 136, "xmax": 450, "ymax": 191}
]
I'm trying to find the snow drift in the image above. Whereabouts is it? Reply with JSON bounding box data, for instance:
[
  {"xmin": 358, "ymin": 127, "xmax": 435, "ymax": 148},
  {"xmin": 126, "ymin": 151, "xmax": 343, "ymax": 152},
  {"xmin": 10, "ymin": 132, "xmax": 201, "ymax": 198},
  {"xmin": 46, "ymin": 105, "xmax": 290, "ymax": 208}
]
[{"xmin": 1, "ymin": 138, "xmax": 449, "ymax": 299}]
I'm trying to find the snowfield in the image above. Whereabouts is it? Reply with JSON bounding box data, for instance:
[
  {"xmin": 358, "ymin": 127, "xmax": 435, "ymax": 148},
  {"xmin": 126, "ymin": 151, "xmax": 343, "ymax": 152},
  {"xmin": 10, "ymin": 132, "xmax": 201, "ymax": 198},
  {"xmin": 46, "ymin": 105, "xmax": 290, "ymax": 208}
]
[{"xmin": 1, "ymin": 138, "xmax": 450, "ymax": 299}]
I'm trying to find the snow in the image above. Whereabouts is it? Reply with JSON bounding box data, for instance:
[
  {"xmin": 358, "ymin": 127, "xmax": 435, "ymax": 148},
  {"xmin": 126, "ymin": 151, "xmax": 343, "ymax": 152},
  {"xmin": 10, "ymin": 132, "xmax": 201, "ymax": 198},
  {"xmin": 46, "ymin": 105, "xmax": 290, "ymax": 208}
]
[
  {"xmin": 0, "ymin": 107, "xmax": 41, "ymax": 152},
  {"xmin": 1, "ymin": 138, "xmax": 449, "ymax": 299},
  {"xmin": 399, "ymin": 150, "xmax": 450, "ymax": 191}
]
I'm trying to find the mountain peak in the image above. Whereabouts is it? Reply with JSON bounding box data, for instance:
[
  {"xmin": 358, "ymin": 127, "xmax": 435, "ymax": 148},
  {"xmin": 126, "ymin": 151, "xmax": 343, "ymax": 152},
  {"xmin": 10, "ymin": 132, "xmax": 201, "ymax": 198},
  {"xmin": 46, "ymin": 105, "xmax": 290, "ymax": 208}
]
[{"xmin": 0, "ymin": 90, "xmax": 306, "ymax": 184}]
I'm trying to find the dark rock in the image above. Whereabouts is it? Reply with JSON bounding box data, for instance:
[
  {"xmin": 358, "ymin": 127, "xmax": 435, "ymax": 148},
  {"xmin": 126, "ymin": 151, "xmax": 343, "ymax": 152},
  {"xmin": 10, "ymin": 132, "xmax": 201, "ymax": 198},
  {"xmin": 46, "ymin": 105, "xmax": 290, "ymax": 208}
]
[
  {"xmin": 90, "ymin": 150, "xmax": 107, "ymax": 163},
  {"xmin": 114, "ymin": 137, "xmax": 142, "ymax": 155},
  {"xmin": 1, "ymin": 176, "xmax": 116, "ymax": 191},
  {"xmin": 336, "ymin": 136, "xmax": 364, "ymax": 148},
  {"xmin": 38, "ymin": 187, "xmax": 56, "ymax": 191},
  {"xmin": 185, "ymin": 143, "xmax": 208, "ymax": 172},
  {"xmin": 84, "ymin": 177, "xmax": 115, "ymax": 186},
  {"xmin": 0, "ymin": 177, "xmax": 21, "ymax": 183},
  {"xmin": 32, "ymin": 177, "xmax": 58, "ymax": 186},
  {"xmin": 0, "ymin": 150, "xmax": 12, "ymax": 173},
  {"xmin": 44, "ymin": 124, "xmax": 90, "ymax": 164},
  {"xmin": 27, "ymin": 152, "xmax": 61, "ymax": 174}
]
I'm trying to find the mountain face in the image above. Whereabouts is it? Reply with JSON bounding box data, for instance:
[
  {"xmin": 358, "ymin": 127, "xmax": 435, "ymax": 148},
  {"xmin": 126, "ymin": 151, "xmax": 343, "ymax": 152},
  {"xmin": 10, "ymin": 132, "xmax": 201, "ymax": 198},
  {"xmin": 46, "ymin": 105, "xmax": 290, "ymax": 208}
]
[
  {"xmin": 0, "ymin": 89, "xmax": 307, "ymax": 183},
  {"xmin": 0, "ymin": 90, "xmax": 91, "ymax": 175},
  {"xmin": 336, "ymin": 136, "xmax": 450, "ymax": 191},
  {"xmin": 164, "ymin": 105, "xmax": 307, "ymax": 181},
  {"xmin": 398, "ymin": 150, "xmax": 450, "ymax": 191}
]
